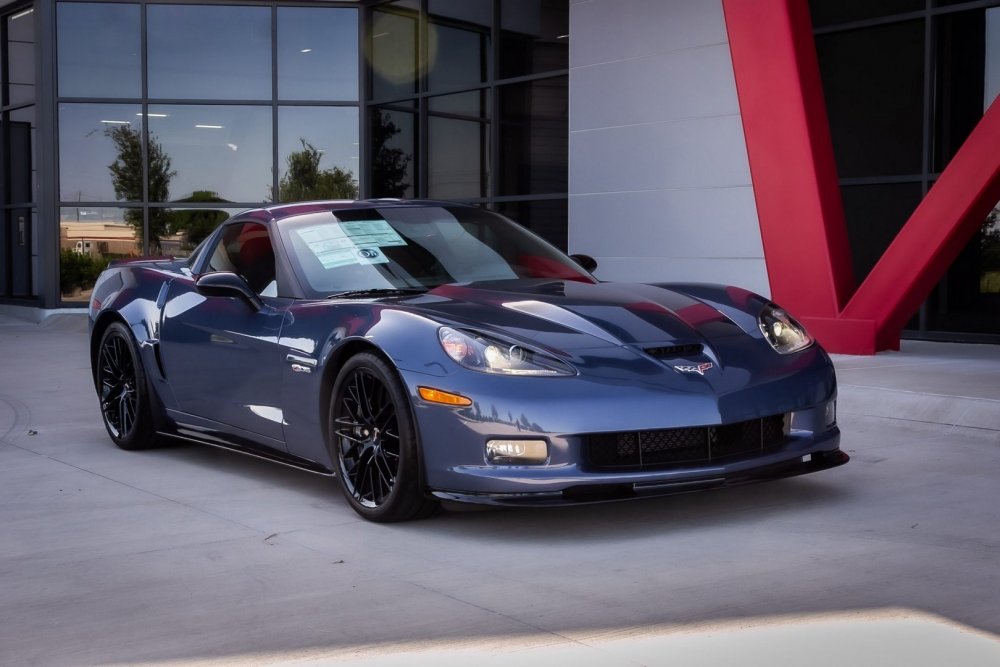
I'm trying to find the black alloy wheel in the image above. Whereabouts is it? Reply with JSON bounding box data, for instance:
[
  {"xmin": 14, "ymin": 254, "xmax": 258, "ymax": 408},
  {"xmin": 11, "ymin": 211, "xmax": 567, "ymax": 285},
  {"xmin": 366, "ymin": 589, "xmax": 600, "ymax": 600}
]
[
  {"xmin": 96, "ymin": 322, "xmax": 155, "ymax": 450},
  {"xmin": 330, "ymin": 353, "xmax": 437, "ymax": 522}
]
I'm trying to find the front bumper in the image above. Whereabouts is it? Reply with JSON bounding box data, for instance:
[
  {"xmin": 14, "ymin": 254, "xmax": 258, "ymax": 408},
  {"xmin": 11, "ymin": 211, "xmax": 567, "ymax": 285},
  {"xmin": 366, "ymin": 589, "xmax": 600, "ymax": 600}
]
[{"xmin": 431, "ymin": 443, "xmax": 848, "ymax": 506}]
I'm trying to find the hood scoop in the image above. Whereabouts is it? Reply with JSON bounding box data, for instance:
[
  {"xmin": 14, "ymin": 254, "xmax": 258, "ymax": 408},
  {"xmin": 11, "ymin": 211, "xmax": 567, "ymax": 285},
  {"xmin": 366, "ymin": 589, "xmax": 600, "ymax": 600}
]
[{"xmin": 643, "ymin": 343, "xmax": 704, "ymax": 359}]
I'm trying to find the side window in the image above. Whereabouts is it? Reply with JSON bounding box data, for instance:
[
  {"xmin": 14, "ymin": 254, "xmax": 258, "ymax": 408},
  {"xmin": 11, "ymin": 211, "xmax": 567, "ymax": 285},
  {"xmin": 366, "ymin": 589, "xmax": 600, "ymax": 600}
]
[{"xmin": 206, "ymin": 222, "xmax": 278, "ymax": 296}]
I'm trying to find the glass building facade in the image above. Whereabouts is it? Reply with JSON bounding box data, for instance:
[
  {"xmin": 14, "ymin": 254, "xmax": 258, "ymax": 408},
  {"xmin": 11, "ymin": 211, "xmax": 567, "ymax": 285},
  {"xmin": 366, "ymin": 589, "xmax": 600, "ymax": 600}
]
[
  {"xmin": 1, "ymin": 0, "xmax": 997, "ymax": 344},
  {"xmin": 54, "ymin": 1, "xmax": 361, "ymax": 301},
  {"xmin": 365, "ymin": 0, "xmax": 568, "ymax": 244},
  {"xmin": 1, "ymin": 4, "xmax": 37, "ymax": 299},
  {"xmin": 0, "ymin": 0, "xmax": 568, "ymax": 306}
]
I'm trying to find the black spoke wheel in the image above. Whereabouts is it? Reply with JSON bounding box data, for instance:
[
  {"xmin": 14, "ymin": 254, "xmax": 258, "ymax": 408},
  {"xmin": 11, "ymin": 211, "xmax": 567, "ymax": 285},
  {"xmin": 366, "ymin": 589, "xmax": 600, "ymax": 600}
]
[
  {"xmin": 96, "ymin": 322, "xmax": 155, "ymax": 450},
  {"xmin": 330, "ymin": 353, "xmax": 437, "ymax": 522}
]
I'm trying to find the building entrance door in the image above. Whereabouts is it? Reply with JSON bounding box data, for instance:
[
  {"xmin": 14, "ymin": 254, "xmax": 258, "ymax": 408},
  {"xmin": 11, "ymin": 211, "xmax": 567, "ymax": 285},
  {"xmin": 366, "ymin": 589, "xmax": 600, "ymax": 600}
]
[{"xmin": 3, "ymin": 120, "xmax": 33, "ymax": 297}]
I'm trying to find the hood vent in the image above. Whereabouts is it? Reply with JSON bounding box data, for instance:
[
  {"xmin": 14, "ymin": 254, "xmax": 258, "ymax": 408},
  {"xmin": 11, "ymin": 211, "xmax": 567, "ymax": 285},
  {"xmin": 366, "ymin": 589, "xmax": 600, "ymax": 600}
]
[{"xmin": 643, "ymin": 343, "xmax": 703, "ymax": 359}]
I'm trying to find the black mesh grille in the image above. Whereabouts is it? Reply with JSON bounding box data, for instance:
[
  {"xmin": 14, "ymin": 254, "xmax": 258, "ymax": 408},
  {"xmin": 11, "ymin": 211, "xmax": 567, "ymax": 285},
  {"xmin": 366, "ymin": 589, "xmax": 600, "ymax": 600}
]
[
  {"xmin": 583, "ymin": 414, "xmax": 787, "ymax": 471},
  {"xmin": 643, "ymin": 344, "xmax": 704, "ymax": 358}
]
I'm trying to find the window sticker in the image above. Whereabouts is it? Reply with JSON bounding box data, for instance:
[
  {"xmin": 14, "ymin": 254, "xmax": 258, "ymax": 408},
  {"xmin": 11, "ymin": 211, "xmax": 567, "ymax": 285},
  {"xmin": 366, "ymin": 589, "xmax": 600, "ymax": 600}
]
[
  {"xmin": 340, "ymin": 220, "xmax": 407, "ymax": 247},
  {"xmin": 296, "ymin": 221, "xmax": 404, "ymax": 269}
]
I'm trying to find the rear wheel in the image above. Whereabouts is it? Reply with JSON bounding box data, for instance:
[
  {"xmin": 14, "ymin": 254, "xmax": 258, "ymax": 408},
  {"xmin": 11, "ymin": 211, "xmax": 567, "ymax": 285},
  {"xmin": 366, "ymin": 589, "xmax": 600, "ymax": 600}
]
[
  {"xmin": 329, "ymin": 353, "xmax": 438, "ymax": 522},
  {"xmin": 96, "ymin": 322, "xmax": 156, "ymax": 450}
]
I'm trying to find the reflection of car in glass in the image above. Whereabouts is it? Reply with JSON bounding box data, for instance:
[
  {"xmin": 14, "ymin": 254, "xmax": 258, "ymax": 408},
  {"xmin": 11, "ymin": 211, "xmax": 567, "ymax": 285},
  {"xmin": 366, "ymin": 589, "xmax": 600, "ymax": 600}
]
[{"xmin": 88, "ymin": 200, "xmax": 847, "ymax": 522}]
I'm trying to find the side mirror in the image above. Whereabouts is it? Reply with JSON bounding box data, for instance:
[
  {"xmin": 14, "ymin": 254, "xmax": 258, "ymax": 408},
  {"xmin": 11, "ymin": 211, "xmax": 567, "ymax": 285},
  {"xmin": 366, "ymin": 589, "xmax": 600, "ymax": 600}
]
[
  {"xmin": 569, "ymin": 253, "xmax": 598, "ymax": 273},
  {"xmin": 195, "ymin": 271, "xmax": 264, "ymax": 311}
]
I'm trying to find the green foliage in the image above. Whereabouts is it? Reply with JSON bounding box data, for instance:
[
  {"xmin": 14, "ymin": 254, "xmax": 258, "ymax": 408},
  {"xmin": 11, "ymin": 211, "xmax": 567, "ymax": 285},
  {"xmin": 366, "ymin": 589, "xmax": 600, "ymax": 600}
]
[
  {"xmin": 169, "ymin": 190, "xmax": 232, "ymax": 249},
  {"xmin": 981, "ymin": 208, "xmax": 1000, "ymax": 294},
  {"xmin": 277, "ymin": 140, "xmax": 359, "ymax": 203},
  {"xmin": 59, "ymin": 249, "xmax": 107, "ymax": 294},
  {"xmin": 106, "ymin": 125, "xmax": 176, "ymax": 253},
  {"xmin": 982, "ymin": 208, "xmax": 1000, "ymax": 271}
]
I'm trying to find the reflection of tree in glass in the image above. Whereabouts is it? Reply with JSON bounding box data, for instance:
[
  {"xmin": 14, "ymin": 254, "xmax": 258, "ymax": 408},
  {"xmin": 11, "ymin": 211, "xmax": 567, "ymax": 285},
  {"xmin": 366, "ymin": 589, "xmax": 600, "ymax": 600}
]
[
  {"xmin": 372, "ymin": 111, "xmax": 412, "ymax": 197},
  {"xmin": 107, "ymin": 125, "xmax": 175, "ymax": 254},
  {"xmin": 277, "ymin": 139, "xmax": 359, "ymax": 202},
  {"xmin": 169, "ymin": 191, "xmax": 231, "ymax": 251},
  {"xmin": 981, "ymin": 206, "xmax": 1000, "ymax": 294}
]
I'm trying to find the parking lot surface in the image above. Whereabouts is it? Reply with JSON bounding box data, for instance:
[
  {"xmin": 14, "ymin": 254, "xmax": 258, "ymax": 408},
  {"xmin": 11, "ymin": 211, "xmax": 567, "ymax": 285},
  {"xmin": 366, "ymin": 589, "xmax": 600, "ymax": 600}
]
[{"xmin": 1, "ymin": 312, "xmax": 999, "ymax": 666}]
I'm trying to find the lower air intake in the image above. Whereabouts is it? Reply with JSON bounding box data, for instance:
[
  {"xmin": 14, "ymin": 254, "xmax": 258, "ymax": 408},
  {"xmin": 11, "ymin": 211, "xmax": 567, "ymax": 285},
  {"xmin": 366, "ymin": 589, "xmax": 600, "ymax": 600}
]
[{"xmin": 584, "ymin": 414, "xmax": 788, "ymax": 471}]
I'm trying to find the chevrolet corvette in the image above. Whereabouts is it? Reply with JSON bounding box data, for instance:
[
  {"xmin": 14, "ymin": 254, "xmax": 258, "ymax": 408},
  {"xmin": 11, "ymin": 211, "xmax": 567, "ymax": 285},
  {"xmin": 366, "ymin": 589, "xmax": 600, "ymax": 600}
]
[{"xmin": 88, "ymin": 200, "xmax": 847, "ymax": 522}]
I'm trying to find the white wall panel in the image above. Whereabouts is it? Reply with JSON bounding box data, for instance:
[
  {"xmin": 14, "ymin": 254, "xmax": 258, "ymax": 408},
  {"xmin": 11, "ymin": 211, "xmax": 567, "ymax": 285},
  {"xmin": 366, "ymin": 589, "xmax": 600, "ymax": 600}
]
[
  {"xmin": 571, "ymin": 115, "xmax": 751, "ymax": 193},
  {"xmin": 571, "ymin": 43, "xmax": 740, "ymax": 131},
  {"xmin": 570, "ymin": 0, "xmax": 728, "ymax": 68},
  {"xmin": 569, "ymin": 187, "xmax": 763, "ymax": 259},
  {"xmin": 568, "ymin": 0, "xmax": 770, "ymax": 296}
]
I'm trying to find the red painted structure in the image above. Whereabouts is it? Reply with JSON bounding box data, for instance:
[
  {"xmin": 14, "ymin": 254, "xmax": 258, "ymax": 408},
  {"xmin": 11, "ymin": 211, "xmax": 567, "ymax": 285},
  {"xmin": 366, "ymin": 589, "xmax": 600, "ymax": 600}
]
[{"xmin": 722, "ymin": 0, "xmax": 1000, "ymax": 354}]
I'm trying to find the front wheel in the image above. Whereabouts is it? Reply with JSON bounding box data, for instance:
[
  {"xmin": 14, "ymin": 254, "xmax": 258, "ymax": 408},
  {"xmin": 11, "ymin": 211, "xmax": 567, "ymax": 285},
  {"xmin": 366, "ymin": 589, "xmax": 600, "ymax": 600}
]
[
  {"xmin": 96, "ymin": 322, "xmax": 156, "ymax": 450},
  {"xmin": 329, "ymin": 353, "xmax": 438, "ymax": 522}
]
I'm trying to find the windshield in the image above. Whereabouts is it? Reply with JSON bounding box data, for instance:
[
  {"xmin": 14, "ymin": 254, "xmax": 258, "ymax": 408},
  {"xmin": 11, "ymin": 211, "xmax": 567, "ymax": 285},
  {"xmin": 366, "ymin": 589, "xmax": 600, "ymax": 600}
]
[{"xmin": 278, "ymin": 205, "xmax": 595, "ymax": 298}]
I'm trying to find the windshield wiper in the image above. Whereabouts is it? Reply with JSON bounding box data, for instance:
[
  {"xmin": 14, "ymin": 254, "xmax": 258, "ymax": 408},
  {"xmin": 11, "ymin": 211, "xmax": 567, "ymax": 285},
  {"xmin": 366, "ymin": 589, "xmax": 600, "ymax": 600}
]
[{"xmin": 326, "ymin": 287, "xmax": 428, "ymax": 300}]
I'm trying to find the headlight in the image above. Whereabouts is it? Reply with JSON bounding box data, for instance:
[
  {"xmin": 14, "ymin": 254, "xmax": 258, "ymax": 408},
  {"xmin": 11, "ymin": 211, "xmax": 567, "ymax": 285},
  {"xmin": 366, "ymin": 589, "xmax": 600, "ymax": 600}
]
[
  {"xmin": 758, "ymin": 304, "xmax": 814, "ymax": 354},
  {"xmin": 438, "ymin": 327, "xmax": 575, "ymax": 376}
]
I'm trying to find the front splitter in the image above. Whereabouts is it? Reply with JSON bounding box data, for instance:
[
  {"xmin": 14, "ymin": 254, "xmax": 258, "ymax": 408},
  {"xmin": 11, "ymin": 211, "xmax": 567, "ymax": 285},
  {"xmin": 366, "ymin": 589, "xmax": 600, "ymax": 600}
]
[{"xmin": 430, "ymin": 449, "xmax": 850, "ymax": 507}]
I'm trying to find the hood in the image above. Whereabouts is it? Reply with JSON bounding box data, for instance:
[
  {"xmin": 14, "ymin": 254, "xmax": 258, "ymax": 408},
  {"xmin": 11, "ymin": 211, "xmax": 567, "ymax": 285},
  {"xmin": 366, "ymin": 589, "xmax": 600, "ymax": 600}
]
[{"xmin": 409, "ymin": 280, "xmax": 751, "ymax": 352}]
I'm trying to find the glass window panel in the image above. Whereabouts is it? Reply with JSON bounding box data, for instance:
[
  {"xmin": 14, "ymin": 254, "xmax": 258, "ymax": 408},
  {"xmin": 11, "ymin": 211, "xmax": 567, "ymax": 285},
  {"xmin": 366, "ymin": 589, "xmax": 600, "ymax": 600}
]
[
  {"xmin": 371, "ymin": 107, "xmax": 415, "ymax": 198},
  {"xmin": 841, "ymin": 182, "xmax": 923, "ymax": 282},
  {"xmin": 428, "ymin": 91, "xmax": 490, "ymax": 199},
  {"xmin": 498, "ymin": 76, "xmax": 568, "ymax": 196},
  {"xmin": 9, "ymin": 106, "xmax": 35, "ymax": 203},
  {"xmin": 148, "ymin": 105, "xmax": 273, "ymax": 203},
  {"xmin": 147, "ymin": 5, "xmax": 271, "ymax": 100},
  {"xmin": 933, "ymin": 10, "xmax": 987, "ymax": 171},
  {"xmin": 988, "ymin": 7, "xmax": 1000, "ymax": 110},
  {"xmin": 808, "ymin": 0, "xmax": 923, "ymax": 28},
  {"xmin": 278, "ymin": 7, "xmax": 359, "ymax": 101},
  {"xmin": 59, "ymin": 206, "xmax": 142, "ymax": 301},
  {"xmin": 979, "ymin": 203, "xmax": 1000, "ymax": 296},
  {"xmin": 500, "ymin": 0, "xmax": 568, "ymax": 79},
  {"xmin": 0, "ymin": 114, "xmax": 6, "ymax": 205},
  {"xmin": 429, "ymin": 0, "xmax": 492, "ymax": 25},
  {"xmin": 371, "ymin": 8, "xmax": 418, "ymax": 101},
  {"xmin": 816, "ymin": 20, "xmax": 925, "ymax": 178},
  {"xmin": 922, "ymin": 201, "xmax": 1000, "ymax": 335},
  {"xmin": 6, "ymin": 9, "xmax": 35, "ymax": 106},
  {"xmin": 57, "ymin": 3, "xmax": 141, "ymax": 99},
  {"xmin": 0, "ymin": 213, "xmax": 6, "ymax": 295},
  {"xmin": 428, "ymin": 1, "xmax": 491, "ymax": 91},
  {"xmin": 162, "ymin": 206, "xmax": 243, "ymax": 257},
  {"xmin": 6, "ymin": 207, "xmax": 33, "ymax": 296},
  {"xmin": 278, "ymin": 106, "xmax": 360, "ymax": 202},
  {"xmin": 495, "ymin": 198, "xmax": 568, "ymax": 251},
  {"xmin": 6, "ymin": 7, "xmax": 33, "ymax": 41},
  {"xmin": 59, "ymin": 103, "xmax": 143, "ymax": 202}
]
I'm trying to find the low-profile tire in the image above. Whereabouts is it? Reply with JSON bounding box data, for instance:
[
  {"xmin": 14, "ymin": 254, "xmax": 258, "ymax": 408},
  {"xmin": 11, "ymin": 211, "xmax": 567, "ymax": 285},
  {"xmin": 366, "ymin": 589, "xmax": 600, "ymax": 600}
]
[
  {"xmin": 329, "ymin": 352, "xmax": 439, "ymax": 522},
  {"xmin": 96, "ymin": 321, "xmax": 157, "ymax": 450}
]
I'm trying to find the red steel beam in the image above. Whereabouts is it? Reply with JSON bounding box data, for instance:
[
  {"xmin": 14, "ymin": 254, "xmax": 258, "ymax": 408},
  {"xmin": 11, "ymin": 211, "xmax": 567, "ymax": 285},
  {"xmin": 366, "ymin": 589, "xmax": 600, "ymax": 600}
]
[{"xmin": 723, "ymin": 0, "xmax": 1000, "ymax": 354}]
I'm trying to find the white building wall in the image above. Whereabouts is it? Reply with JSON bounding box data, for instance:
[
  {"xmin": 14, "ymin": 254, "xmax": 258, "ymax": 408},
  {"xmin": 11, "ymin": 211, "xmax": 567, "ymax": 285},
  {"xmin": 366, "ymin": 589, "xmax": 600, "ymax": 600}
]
[{"xmin": 568, "ymin": 0, "xmax": 770, "ymax": 296}]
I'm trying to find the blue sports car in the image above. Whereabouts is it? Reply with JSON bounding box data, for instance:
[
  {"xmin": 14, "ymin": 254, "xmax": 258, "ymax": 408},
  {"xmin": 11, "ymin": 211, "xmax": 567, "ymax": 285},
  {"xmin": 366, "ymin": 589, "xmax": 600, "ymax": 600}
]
[{"xmin": 88, "ymin": 200, "xmax": 846, "ymax": 522}]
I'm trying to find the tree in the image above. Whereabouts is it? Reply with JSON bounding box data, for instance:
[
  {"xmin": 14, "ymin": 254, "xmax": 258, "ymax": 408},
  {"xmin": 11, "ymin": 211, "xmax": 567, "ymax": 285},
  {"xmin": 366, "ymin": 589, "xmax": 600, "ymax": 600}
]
[
  {"xmin": 107, "ymin": 125, "xmax": 175, "ymax": 254},
  {"xmin": 277, "ymin": 140, "xmax": 359, "ymax": 202},
  {"xmin": 168, "ymin": 191, "xmax": 232, "ymax": 250},
  {"xmin": 371, "ymin": 110, "xmax": 412, "ymax": 197},
  {"xmin": 981, "ymin": 206, "xmax": 1000, "ymax": 293}
]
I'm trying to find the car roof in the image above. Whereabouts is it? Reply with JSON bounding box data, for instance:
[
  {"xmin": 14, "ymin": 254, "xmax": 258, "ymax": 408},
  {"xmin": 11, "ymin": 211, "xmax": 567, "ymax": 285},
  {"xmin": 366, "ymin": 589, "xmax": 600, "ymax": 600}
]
[{"xmin": 235, "ymin": 199, "xmax": 474, "ymax": 224}]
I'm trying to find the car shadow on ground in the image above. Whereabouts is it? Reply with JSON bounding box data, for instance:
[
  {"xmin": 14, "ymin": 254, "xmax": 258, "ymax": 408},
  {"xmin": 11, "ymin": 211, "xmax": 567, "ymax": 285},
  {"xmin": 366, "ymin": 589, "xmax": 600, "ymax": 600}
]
[{"xmin": 155, "ymin": 436, "xmax": 851, "ymax": 544}]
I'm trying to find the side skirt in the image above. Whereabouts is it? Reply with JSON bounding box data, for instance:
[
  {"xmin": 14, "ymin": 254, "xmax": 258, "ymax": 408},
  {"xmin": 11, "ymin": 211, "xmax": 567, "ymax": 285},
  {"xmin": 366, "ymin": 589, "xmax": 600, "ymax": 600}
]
[{"xmin": 159, "ymin": 430, "xmax": 335, "ymax": 476}]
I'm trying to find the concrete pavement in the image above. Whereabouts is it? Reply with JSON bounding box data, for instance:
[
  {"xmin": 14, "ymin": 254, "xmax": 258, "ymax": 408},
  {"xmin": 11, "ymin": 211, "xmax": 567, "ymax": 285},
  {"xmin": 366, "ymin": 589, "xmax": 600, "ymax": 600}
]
[{"xmin": 1, "ymin": 311, "xmax": 998, "ymax": 666}]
